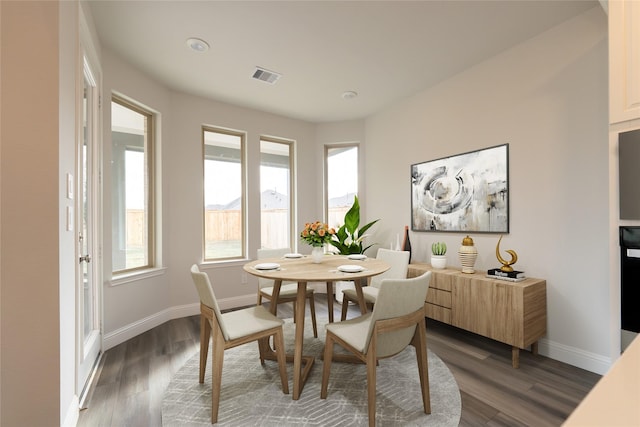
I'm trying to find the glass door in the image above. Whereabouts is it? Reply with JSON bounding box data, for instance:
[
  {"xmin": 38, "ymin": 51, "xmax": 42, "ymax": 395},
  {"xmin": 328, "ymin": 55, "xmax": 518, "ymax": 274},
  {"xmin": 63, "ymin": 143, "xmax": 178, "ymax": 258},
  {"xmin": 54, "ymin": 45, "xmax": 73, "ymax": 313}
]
[{"xmin": 77, "ymin": 57, "xmax": 101, "ymax": 398}]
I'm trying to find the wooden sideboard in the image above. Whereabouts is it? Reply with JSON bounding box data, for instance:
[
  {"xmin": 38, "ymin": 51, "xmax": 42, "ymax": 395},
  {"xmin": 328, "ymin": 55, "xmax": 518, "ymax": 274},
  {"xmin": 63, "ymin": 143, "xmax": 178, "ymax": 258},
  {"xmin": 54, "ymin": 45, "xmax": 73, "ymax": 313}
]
[{"xmin": 408, "ymin": 263, "xmax": 547, "ymax": 368}]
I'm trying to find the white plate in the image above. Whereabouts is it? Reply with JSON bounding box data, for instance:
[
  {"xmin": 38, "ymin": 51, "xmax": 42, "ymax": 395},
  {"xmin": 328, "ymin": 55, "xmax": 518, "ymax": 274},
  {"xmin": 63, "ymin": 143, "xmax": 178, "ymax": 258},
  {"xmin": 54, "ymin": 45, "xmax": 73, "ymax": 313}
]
[
  {"xmin": 254, "ymin": 262, "xmax": 280, "ymax": 270},
  {"xmin": 284, "ymin": 253, "xmax": 303, "ymax": 259},
  {"xmin": 338, "ymin": 264, "xmax": 365, "ymax": 273},
  {"xmin": 347, "ymin": 254, "xmax": 367, "ymax": 260}
]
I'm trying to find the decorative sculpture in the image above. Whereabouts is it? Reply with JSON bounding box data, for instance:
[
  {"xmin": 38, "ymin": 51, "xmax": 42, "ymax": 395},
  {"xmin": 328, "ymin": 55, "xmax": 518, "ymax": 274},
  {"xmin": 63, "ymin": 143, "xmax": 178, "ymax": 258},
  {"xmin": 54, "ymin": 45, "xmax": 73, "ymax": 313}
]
[{"xmin": 496, "ymin": 235, "xmax": 518, "ymax": 272}]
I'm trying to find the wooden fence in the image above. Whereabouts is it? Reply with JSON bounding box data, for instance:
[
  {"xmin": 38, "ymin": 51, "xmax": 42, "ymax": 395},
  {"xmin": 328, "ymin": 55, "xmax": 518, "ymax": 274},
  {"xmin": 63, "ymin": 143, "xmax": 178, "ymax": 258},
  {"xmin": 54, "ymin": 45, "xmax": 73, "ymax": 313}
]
[{"xmin": 126, "ymin": 207, "xmax": 350, "ymax": 248}]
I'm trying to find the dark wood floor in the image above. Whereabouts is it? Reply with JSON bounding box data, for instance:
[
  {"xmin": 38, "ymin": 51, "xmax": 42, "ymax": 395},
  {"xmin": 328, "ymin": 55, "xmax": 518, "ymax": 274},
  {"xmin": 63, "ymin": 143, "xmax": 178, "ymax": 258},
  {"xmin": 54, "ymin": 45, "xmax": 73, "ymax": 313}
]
[{"xmin": 78, "ymin": 295, "xmax": 600, "ymax": 426}]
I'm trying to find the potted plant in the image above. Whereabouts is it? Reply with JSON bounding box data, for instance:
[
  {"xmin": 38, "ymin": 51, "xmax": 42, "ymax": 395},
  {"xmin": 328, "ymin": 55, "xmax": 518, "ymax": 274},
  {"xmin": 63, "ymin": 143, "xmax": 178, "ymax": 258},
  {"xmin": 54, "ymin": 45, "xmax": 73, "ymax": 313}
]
[
  {"xmin": 329, "ymin": 196, "xmax": 379, "ymax": 255},
  {"xmin": 431, "ymin": 242, "xmax": 447, "ymax": 269},
  {"xmin": 329, "ymin": 196, "xmax": 379, "ymax": 303}
]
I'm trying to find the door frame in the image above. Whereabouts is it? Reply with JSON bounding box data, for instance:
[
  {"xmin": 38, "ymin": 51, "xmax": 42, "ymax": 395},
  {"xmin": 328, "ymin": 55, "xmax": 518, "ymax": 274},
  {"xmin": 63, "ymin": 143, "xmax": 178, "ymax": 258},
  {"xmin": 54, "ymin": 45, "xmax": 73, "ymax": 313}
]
[{"xmin": 75, "ymin": 33, "xmax": 103, "ymax": 401}]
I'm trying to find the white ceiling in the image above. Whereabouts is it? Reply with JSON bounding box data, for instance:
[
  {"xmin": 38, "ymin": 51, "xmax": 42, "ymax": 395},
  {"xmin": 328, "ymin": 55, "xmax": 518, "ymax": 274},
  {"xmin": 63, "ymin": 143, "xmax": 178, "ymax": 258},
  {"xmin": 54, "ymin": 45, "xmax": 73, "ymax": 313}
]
[{"xmin": 88, "ymin": 0, "xmax": 599, "ymax": 123}]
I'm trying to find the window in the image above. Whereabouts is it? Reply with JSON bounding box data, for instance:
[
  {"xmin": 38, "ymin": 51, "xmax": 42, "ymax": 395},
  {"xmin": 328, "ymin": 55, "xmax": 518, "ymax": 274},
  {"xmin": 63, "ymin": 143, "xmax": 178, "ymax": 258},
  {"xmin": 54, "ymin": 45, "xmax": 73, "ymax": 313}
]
[
  {"xmin": 203, "ymin": 127, "xmax": 245, "ymax": 260},
  {"xmin": 260, "ymin": 137, "xmax": 294, "ymax": 250},
  {"xmin": 325, "ymin": 144, "xmax": 359, "ymax": 229},
  {"xmin": 111, "ymin": 96, "xmax": 155, "ymax": 273}
]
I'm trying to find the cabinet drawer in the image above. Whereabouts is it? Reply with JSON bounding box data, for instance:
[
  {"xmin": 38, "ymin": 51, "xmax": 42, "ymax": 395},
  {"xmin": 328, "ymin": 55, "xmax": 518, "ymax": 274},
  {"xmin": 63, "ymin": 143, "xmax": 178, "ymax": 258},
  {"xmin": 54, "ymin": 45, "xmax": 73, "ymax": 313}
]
[
  {"xmin": 429, "ymin": 270, "xmax": 454, "ymax": 292},
  {"xmin": 425, "ymin": 303, "xmax": 452, "ymax": 324},
  {"xmin": 408, "ymin": 264, "xmax": 454, "ymax": 291},
  {"xmin": 426, "ymin": 288, "xmax": 452, "ymax": 308}
]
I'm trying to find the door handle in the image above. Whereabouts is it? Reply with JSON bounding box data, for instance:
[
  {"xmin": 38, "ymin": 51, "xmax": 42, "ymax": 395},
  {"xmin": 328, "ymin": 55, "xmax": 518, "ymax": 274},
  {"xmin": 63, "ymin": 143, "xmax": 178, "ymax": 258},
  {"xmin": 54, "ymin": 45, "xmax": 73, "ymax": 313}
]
[{"xmin": 79, "ymin": 254, "xmax": 92, "ymax": 264}]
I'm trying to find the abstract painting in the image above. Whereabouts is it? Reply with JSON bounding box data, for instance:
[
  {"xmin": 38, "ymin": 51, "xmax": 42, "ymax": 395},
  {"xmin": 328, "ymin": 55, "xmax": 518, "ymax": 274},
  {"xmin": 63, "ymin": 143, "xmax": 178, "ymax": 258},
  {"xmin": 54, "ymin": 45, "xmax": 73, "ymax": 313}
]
[{"xmin": 411, "ymin": 144, "xmax": 509, "ymax": 233}]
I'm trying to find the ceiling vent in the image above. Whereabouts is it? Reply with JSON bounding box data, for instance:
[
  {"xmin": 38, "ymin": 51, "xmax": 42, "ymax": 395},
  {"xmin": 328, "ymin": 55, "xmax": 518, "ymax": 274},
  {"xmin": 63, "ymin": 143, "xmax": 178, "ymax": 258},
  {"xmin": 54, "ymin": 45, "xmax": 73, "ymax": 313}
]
[{"xmin": 252, "ymin": 67, "xmax": 282, "ymax": 85}]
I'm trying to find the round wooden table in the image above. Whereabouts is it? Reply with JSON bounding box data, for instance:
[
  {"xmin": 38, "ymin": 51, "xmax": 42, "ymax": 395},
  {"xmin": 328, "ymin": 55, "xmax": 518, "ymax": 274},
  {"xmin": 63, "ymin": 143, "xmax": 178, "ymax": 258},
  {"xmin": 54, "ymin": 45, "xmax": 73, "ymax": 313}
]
[{"xmin": 243, "ymin": 254, "xmax": 390, "ymax": 399}]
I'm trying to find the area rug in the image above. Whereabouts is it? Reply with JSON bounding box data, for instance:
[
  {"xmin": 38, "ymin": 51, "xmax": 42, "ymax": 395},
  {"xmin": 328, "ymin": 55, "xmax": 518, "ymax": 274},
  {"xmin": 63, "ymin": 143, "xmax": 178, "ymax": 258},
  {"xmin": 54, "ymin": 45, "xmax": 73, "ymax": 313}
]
[{"xmin": 162, "ymin": 318, "xmax": 461, "ymax": 426}]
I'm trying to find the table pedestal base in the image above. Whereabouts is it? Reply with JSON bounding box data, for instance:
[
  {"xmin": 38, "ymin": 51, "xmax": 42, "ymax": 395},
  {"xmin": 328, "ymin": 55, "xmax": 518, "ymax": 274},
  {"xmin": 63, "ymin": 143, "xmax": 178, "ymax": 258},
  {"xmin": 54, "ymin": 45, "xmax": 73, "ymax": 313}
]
[{"xmin": 259, "ymin": 338, "xmax": 314, "ymax": 399}]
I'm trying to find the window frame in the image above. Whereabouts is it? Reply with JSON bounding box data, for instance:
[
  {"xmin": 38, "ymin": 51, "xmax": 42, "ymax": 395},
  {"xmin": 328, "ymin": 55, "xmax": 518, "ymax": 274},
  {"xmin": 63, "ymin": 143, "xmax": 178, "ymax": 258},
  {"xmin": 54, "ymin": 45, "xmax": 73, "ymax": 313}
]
[
  {"xmin": 260, "ymin": 136, "xmax": 296, "ymax": 251},
  {"xmin": 202, "ymin": 126, "xmax": 247, "ymax": 262},
  {"xmin": 324, "ymin": 142, "xmax": 360, "ymax": 228},
  {"xmin": 111, "ymin": 95, "xmax": 156, "ymax": 275}
]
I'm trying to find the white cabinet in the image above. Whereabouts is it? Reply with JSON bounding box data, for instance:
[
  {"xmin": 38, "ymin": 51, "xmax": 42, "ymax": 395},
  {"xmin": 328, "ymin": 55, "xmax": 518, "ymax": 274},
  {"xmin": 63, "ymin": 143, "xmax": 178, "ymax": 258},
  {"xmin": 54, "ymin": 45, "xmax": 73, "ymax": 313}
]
[{"xmin": 610, "ymin": 0, "xmax": 640, "ymax": 124}]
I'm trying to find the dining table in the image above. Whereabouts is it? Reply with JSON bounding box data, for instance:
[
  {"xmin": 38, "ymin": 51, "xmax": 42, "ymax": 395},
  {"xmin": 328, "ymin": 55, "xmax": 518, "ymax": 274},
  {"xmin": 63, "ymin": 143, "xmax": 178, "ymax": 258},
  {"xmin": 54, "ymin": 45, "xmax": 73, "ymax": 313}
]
[{"xmin": 243, "ymin": 253, "xmax": 390, "ymax": 400}]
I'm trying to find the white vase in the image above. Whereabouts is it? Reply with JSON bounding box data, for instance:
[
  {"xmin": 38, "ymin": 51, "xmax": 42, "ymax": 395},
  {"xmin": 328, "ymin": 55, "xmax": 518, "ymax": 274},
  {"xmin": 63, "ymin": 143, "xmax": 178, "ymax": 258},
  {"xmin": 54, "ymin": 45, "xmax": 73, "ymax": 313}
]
[
  {"xmin": 311, "ymin": 246, "xmax": 324, "ymax": 263},
  {"xmin": 431, "ymin": 255, "xmax": 447, "ymax": 269}
]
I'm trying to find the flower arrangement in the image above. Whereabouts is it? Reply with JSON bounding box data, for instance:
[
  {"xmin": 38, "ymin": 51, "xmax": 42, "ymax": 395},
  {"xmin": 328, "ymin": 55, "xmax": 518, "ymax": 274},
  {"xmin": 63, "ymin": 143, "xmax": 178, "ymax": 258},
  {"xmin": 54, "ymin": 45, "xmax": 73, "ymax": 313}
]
[{"xmin": 300, "ymin": 221, "xmax": 336, "ymax": 247}]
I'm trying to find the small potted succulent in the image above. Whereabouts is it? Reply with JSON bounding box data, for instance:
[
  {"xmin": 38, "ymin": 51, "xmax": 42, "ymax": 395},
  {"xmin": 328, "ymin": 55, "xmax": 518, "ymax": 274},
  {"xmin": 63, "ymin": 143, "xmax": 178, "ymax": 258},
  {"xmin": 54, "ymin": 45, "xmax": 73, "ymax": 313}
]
[{"xmin": 431, "ymin": 242, "xmax": 447, "ymax": 269}]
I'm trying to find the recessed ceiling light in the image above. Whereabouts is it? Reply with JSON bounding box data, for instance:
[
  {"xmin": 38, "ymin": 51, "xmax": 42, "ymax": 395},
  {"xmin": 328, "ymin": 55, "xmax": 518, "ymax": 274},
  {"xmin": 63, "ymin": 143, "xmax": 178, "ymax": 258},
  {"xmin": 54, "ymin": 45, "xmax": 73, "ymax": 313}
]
[
  {"xmin": 342, "ymin": 90, "xmax": 358, "ymax": 100},
  {"xmin": 186, "ymin": 37, "xmax": 210, "ymax": 53}
]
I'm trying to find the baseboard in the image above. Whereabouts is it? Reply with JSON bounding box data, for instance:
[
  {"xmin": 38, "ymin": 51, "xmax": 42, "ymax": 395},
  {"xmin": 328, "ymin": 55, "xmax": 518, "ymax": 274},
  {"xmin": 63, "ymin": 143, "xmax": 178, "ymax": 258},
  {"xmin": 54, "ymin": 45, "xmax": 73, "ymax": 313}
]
[
  {"xmin": 103, "ymin": 294, "xmax": 257, "ymax": 350},
  {"xmin": 538, "ymin": 338, "xmax": 611, "ymax": 375},
  {"xmin": 102, "ymin": 293, "xmax": 613, "ymax": 375},
  {"xmin": 61, "ymin": 394, "xmax": 79, "ymax": 427}
]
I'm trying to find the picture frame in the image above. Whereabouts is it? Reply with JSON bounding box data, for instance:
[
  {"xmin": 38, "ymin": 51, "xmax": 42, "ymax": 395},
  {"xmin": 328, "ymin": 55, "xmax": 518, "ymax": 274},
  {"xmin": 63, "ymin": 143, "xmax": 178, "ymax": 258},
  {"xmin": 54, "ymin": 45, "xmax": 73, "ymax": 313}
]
[{"xmin": 411, "ymin": 144, "xmax": 509, "ymax": 233}]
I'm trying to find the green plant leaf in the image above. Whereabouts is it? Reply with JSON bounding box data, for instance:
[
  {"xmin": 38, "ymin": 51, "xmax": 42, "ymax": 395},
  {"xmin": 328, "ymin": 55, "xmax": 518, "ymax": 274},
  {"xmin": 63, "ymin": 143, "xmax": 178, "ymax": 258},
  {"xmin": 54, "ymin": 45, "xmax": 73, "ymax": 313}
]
[
  {"xmin": 331, "ymin": 195, "xmax": 379, "ymax": 255},
  {"xmin": 343, "ymin": 195, "xmax": 361, "ymax": 236},
  {"xmin": 358, "ymin": 219, "xmax": 379, "ymax": 237}
]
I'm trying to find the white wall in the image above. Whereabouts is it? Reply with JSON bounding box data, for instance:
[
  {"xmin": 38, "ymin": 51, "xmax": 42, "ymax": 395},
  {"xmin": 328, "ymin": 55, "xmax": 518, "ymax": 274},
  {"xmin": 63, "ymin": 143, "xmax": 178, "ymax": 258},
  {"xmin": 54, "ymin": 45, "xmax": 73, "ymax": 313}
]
[
  {"xmin": 101, "ymin": 49, "xmax": 320, "ymax": 345},
  {"xmin": 0, "ymin": 1, "xmax": 610, "ymax": 424},
  {"xmin": 98, "ymin": 5, "xmax": 611, "ymax": 375},
  {"xmin": 101, "ymin": 49, "xmax": 173, "ymax": 340},
  {"xmin": 0, "ymin": 2, "xmax": 65, "ymax": 424},
  {"xmin": 166, "ymin": 92, "xmax": 317, "ymax": 305},
  {"xmin": 364, "ymin": 6, "xmax": 610, "ymax": 373}
]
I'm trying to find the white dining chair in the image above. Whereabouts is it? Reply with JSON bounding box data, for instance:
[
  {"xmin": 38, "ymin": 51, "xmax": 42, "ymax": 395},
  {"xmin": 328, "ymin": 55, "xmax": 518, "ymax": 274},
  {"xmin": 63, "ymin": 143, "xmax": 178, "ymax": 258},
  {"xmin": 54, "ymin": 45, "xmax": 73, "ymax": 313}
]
[
  {"xmin": 190, "ymin": 264, "xmax": 289, "ymax": 424},
  {"xmin": 321, "ymin": 271, "xmax": 432, "ymax": 427},
  {"xmin": 257, "ymin": 247, "xmax": 318, "ymax": 337},
  {"xmin": 340, "ymin": 248, "xmax": 410, "ymax": 320}
]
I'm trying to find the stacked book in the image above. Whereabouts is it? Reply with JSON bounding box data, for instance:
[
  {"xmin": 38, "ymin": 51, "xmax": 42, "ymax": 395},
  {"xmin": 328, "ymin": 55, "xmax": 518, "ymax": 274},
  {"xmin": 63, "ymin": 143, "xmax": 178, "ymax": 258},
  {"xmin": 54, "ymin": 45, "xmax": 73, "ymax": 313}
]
[{"xmin": 487, "ymin": 268, "xmax": 526, "ymax": 282}]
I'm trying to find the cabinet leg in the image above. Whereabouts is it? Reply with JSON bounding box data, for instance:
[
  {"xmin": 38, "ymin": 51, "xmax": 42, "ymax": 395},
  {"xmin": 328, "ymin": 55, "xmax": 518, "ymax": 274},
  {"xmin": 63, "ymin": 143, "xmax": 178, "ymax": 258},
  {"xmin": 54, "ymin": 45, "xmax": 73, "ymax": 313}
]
[
  {"xmin": 531, "ymin": 341, "xmax": 539, "ymax": 356},
  {"xmin": 511, "ymin": 346, "xmax": 520, "ymax": 369}
]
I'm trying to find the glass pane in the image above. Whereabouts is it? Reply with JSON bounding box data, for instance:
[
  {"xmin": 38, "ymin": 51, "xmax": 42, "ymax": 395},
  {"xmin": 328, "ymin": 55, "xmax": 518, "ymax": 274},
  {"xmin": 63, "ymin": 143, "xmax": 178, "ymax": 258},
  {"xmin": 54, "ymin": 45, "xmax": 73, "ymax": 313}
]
[
  {"xmin": 260, "ymin": 140, "xmax": 291, "ymax": 249},
  {"xmin": 82, "ymin": 77, "xmax": 93, "ymax": 340},
  {"xmin": 327, "ymin": 145, "xmax": 358, "ymax": 228},
  {"xmin": 111, "ymin": 100, "xmax": 150, "ymax": 271},
  {"xmin": 124, "ymin": 149, "xmax": 147, "ymax": 267},
  {"xmin": 204, "ymin": 130, "xmax": 243, "ymax": 260}
]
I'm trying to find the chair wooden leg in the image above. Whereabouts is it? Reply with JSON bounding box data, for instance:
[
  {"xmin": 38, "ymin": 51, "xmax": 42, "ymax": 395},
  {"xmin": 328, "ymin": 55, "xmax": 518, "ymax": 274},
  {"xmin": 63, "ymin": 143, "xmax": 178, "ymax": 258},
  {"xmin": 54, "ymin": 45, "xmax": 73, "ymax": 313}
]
[
  {"xmin": 308, "ymin": 295, "xmax": 318, "ymax": 338},
  {"xmin": 341, "ymin": 294, "xmax": 351, "ymax": 321},
  {"xmin": 199, "ymin": 314, "xmax": 210, "ymax": 384},
  {"xmin": 258, "ymin": 338, "xmax": 267, "ymax": 365},
  {"xmin": 210, "ymin": 331, "xmax": 225, "ymax": 424},
  {"xmin": 273, "ymin": 328, "xmax": 290, "ymax": 394},
  {"xmin": 366, "ymin": 345, "xmax": 377, "ymax": 427},
  {"xmin": 256, "ymin": 294, "xmax": 273, "ymax": 365},
  {"xmin": 412, "ymin": 321, "xmax": 431, "ymax": 414},
  {"xmin": 320, "ymin": 334, "xmax": 335, "ymax": 399}
]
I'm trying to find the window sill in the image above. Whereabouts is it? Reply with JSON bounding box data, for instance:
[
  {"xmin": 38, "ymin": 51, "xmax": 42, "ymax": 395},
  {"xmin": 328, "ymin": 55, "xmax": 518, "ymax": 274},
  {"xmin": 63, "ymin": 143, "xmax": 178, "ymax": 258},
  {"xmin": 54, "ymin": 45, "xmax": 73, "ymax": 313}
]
[
  {"xmin": 110, "ymin": 267, "xmax": 167, "ymax": 286},
  {"xmin": 199, "ymin": 258, "xmax": 251, "ymax": 269}
]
